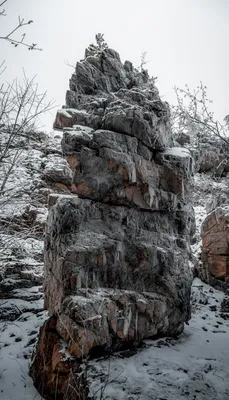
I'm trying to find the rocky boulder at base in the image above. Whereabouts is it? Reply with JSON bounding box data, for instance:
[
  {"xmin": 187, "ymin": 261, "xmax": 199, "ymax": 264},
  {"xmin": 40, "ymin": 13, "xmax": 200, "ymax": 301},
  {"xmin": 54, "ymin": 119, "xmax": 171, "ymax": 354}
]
[
  {"xmin": 201, "ymin": 207, "xmax": 229, "ymax": 286},
  {"xmin": 30, "ymin": 38, "xmax": 195, "ymax": 399}
]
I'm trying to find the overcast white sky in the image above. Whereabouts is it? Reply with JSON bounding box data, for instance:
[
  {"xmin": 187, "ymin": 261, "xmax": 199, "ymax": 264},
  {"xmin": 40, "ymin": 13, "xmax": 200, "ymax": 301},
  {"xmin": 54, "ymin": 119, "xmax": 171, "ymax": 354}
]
[{"xmin": 1, "ymin": 0, "xmax": 228, "ymax": 131}]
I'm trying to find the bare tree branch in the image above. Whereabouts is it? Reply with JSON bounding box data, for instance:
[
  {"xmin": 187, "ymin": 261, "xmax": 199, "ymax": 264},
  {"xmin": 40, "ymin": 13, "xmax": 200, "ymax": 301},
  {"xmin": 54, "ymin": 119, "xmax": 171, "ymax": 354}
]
[
  {"xmin": 0, "ymin": 1, "xmax": 41, "ymax": 50},
  {"xmin": 64, "ymin": 59, "xmax": 75, "ymax": 69},
  {"xmin": 0, "ymin": 60, "xmax": 6, "ymax": 75},
  {"xmin": 0, "ymin": 0, "xmax": 7, "ymax": 16},
  {"xmin": 171, "ymin": 82, "xmax": 229, "ymax": 145}
]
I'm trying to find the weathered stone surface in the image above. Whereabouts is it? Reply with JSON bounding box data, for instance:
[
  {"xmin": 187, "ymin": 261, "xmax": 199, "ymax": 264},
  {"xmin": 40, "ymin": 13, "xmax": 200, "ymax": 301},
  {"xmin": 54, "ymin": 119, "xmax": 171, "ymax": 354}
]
[
  {"xmin": 56, "ymin": 287, "xmax": 186, "ymax": 356},
  {"xmin": 31, "ymin": 39, "xmax": 194, "ymax": 399},
  {"xmin": 54, "ymin": 108, "xmax": 91, "ymax": 131},
  {"xmin": 177, "ymin": 131, "xmax": 229, "ymax": 175},
  {"xmin": 198, "ymin": 142, "xmax": 222, "ymax": 173},
  {"xmin": 221, "ymin": 297, "xmax": 229, "ymax": 312},
  {"xmin": 175, "ymin": 131, "xmax": 191, "ymax": 146},
  {"xmin": 32, "ymin": 191, "xmax": 193, "ymax": 398},
  {"xmin": 54, "ymin": 46, "xmax": 172, "ymax": 150},
  {"xmin": 43, "ymin": 195, "xmax": 193, "ymax": 317},
  {"xmin": 71, "ymin": 47, "xmax": 149, "ymax": 96},
  {"xmin": 102, "ymin": 89, "xmax": 171, "ymax": 149},
  {"xmin": 61, "ymin": 126, "xmax": 94, "ymax": 154},
  {"xmin": 60, "ymin": 127, "xmax": 192, "ymax": 211},
  {"xmin": 202, "ymin": 208, "xmax": 229, "ymax": 282},
  {"xmin": 30, "ymin": 317, "xmax": 88, "ymax": 400},
  {"xmin": 42, "ymin": 156, "xmax": 73, "ymax": 186}
]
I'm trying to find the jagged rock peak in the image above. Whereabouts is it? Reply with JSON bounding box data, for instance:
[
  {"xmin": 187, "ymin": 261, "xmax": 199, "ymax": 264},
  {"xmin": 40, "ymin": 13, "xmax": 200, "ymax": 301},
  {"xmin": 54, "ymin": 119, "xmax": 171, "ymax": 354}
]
[
  {"xmin": 54, "ymin": 34, "xmax": 173, "ymax": 150},
  {"xmin": 73, "ymin": 33, "xmax": 154, "ymax": 95}
]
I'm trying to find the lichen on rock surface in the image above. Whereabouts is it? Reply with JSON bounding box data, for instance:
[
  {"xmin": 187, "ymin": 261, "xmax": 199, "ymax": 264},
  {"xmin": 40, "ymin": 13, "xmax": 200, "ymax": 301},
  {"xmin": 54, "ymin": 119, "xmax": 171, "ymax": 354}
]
[{"xmin": 30, "ymin": 37, "xmax": 195, "ymax": 399}]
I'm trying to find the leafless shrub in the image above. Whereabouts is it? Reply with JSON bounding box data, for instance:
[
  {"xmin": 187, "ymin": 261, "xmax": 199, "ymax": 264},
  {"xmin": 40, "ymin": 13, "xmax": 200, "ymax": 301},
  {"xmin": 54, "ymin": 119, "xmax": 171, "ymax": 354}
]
[
  {"xmin": 95, "ymin": 33, "xmax": 108, "ymax": 51},
  {"xmin": 0, "ymin": 72, "xmax": 55, "ymax": 194},
  {"xmin": 85, "ymin": 33, "xmax": 108, "ymax": 58},
  {"xmin": 139, "ymin": 51, "xmax": 150, "ymax": 72},
  {"xmin": 171, "ymin": 82, "xmax": 229, "ymax": 145}
]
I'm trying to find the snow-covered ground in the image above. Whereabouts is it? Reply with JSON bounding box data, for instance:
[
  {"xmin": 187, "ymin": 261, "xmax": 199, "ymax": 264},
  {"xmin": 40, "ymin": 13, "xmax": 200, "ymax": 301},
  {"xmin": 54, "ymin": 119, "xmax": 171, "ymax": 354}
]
[
  {"xmin": 0, "ymin": 308, "xmax": 46, "ymax": 400},
  {"xmin": 0, "ymin": 279, "xmax": 229, "ymax": 400},
  {"xmin": 88, "ymin": 279, "xmax": 229, "ymax": 400}
]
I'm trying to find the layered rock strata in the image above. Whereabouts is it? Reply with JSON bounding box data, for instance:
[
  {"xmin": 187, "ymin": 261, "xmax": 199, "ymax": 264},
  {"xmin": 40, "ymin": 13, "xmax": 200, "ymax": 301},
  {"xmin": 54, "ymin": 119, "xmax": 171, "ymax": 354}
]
[{"xmin": 30, "ymin": 41, "xmax": 194, "ymax": 399}]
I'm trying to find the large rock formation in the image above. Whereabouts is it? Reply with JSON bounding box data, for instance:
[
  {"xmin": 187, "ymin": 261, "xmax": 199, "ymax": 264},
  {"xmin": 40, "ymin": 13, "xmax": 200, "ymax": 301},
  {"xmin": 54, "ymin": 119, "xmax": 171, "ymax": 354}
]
[
  {"xmin": 30, "ymin": 38, "xmax": 195, "ymax": 399},
  {"xmin": 201, "ymin": 208, "xmax": 229, "ymax": 285}
]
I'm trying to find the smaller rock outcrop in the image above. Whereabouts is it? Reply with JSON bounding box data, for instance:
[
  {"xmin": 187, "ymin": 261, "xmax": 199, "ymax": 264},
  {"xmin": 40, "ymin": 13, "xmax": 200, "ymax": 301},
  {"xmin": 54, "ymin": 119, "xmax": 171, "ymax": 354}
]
[
  {"xmin": 221, "ymin": 296, "xmax": 229, "ymax": 313},
  {"xmin": 176, "ymin": 131, "xmax": 229, "ymax": 176},
  {"xmin": 201, "ymin": 208, "xmax": 229, "ymax": 284},
  {"xmin": 30, "ymin": 317, "xmax": 88, "ymax": 400}
]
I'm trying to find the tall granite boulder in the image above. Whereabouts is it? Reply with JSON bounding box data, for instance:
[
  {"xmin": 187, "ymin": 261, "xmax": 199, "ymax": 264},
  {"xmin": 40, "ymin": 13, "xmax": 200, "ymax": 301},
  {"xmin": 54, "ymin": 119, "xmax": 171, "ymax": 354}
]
[{"xmin": 31, "ymin": 39, "xmax": 195, "ymax": 399}]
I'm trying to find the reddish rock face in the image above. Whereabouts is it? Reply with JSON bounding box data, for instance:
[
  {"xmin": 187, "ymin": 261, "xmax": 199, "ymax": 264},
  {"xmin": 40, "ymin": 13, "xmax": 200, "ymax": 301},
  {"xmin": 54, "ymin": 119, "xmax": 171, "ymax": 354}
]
[
  {"xmin": 30, "ymin": 317, "xmax": 88, "ymax": 400},
  {"xmin": 201, "ymin": 208, "xmax": 229, "ymax": 282}
]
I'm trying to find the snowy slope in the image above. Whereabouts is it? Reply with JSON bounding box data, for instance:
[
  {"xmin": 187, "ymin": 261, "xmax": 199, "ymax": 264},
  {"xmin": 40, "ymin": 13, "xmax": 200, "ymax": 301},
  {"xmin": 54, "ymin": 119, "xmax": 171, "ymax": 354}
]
[
  {"xmin": 1, "ymin": 279, "xmax": 229, "ymax": 400},
  {"xmin": 0, "ymin": 130, "xmax": 62, "ymax": 400},
  {"xmin": 0, "ymin": 309, "xmax": 46, "ymax": 400},
  {"xmin": 88, "ymin": 279, "xmax": 229, "ymax": 400}
]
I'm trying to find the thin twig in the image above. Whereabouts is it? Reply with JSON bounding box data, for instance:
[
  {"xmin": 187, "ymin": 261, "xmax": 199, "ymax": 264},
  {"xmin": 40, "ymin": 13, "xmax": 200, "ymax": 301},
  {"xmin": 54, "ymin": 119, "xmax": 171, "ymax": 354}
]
[{"xmin": 0, "ymin": 1, "xmax": 42, "ymax": 50}]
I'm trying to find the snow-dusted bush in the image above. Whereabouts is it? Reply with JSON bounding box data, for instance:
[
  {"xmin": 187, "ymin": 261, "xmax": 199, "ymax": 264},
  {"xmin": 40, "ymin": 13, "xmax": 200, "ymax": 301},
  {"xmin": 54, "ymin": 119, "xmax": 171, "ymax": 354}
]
[
  {"xmin": 85, "ymin": 33, "xmax": 108, "ymax": 58},
  {"xmin": 171, "ymin": 82, "xmax": 229, "ymax": 175},
  {"xmin": 171, "ymin": 82, "xmax": 229, "ymax": 146}
]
